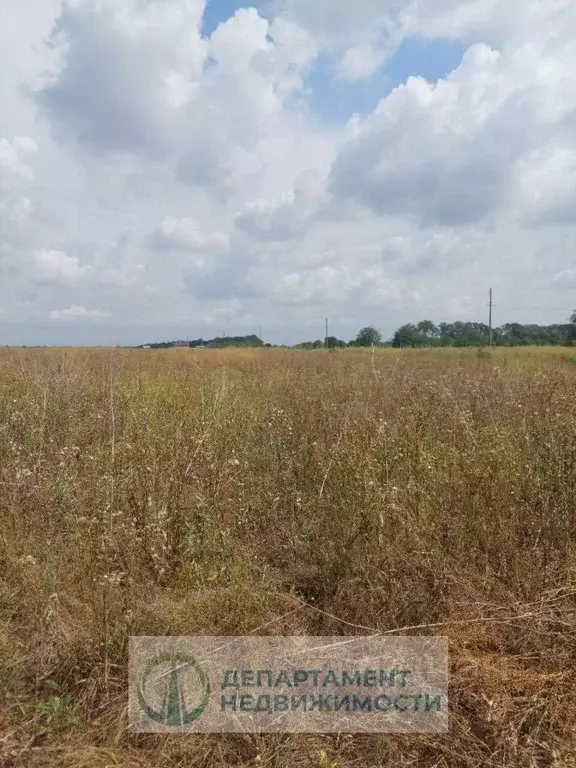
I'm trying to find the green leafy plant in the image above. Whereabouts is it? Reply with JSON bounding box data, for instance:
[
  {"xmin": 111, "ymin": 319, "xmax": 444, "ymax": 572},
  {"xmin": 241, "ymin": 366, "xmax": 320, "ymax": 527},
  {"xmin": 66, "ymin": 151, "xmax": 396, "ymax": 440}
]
[
  {"xmin": 318, "ymin": 750, "xmax": 338, "ymax": 768},
  {"xmin": 37, "ymin": 691, "xmax": 79, "ymax": 731}
]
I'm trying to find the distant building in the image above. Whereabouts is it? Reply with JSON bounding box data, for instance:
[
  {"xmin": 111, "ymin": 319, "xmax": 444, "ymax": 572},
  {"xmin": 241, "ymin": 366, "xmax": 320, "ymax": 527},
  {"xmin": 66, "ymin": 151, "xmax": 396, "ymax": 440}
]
[{"xmin": 172, "ymin": 342, "xmax": 190, "ymax": 348}]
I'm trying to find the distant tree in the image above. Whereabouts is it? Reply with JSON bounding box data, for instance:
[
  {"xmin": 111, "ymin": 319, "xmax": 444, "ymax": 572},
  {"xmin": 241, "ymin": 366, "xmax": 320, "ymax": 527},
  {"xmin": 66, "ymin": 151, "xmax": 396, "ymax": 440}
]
[
  {"xmin": 295, "ymin": 339, "xmax": 325, "ymax": 350},
  {"xmin": 207, "ymin": 335, "xmax": 263, "ymax": 348},
  {"xmin": 566, "ymin": 311, "xmax": 576, "ymax": 345},
  {"xmin": 393, "ymin": 319, "xmax": 572, "ymax": 347},
  {"xmin": 143, "ymin": 334, "xmax": 263, "ymax": 349},
  {"xmin": 416, "ymin": 320, "xmax": 439, "ymax": 338},
  {"xmin": 392, "ymin": 324, "xmax": 427, "ymax": 348},
  {"xmin": 353, "ymin": 326, "xmax": 382, "ymax": 347},
  {"xmin": 325, "ymin": 336, "xmax": 347, "ymax": 349}
]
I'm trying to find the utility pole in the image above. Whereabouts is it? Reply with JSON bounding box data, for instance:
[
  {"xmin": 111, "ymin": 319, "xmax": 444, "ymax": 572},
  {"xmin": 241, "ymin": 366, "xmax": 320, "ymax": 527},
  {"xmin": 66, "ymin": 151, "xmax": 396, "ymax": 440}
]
[
  {"xmin": 258, "ymin": 325, "xmax": 262, "ymax": 341},
  {"xmin": 325, "ymin": 318, "xmax": 329, "ymax": 349},
  {"xmin": 488, "ymin": 288, "xmax": 493, "ymax": 347}
]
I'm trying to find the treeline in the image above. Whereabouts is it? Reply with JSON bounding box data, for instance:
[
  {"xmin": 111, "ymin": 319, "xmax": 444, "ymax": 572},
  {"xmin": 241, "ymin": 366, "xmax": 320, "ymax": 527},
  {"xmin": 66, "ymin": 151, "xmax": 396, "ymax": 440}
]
[
  {"xmin": 139, "ymin": 335, "xmax": 267, "ymax": 349},
  {"xmin": 391, "ymin": 320, "xmax": 576, "ymax": 347},
  {"xmin": 140, "ymin": 314, "xmax": 576, "ymax": 350},
  {"xmin": 296, "ymin": 327, "xmax": 383, "ymax": 349},
  {"xmin": 295, "ymin": 316, "xmax": 576, "ymax": 349}
]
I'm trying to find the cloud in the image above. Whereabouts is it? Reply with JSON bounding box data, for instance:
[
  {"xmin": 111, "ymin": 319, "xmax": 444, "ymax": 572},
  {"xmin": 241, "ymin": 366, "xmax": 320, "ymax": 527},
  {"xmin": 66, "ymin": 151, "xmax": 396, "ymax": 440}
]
[
  {"xmin": 553, "ymin": 269, "xmax": 576, "ymax": 286},
  {"xmin": 151, "ymin": 216, "xmax": 229, "ymax": 252},
  {"xmin": 201, "ymin": 298, "xmax": 255, "ymax": 327},
  {"xmin": 273, "ymin": 264, "xmax": 405, "ymax": 305},
  {"xmin": 329, "ymin": 22, "xmax": 576, "ymax": 227},
  {"xmin": 277, "ymin": 0, "xmax": 574, "ymax": 92},
  {"xmin": 235, "ymin": 191, "xmax": 302, "ymax": 239},
  {"xmin": 393, "ymin": 229, "xmax": 478, "ymax": 275},
  {"xmin": 513, "ymin": 145, "xmax": 576, "ymax": 226},
  {"xmin": 272, "ymin": 0, "xmax": 400, "ymax": 47},
  {"xmin": 0, "ymin": 136, "xmax": 38, "ymax": 178},
  {"xmin": 0, "ymin": 0, "xmax": 575, "ymax": 344},
  {"xmin": 183, "ymin": 248, "xmax": 263, "ymax": 301},
  {"xmin": 33, "ymin": 1, "xmax": 319, "ymax": 199},
  {"xmin": 33, "ymin": 248, "xmax": 82, "ymax": 280},
  {"xmin": 31, "ymin": 239, "xmax": 149, "ymax": 289},
  {"xmin": 338, "ymin": 43, "xmax": 388, "ymax": 80},
  {"xmin": 48, "ymin": 305, "xmax": 108, "ymax": 321},
  {"xmin": 34, "ymin": 0, "xmax": 208, "ymax": 154},
  {"xmin": 0, "ymin": 136, "xmax": 38, "ymax": 236},
  {"xmin": 234, "ymin": 170, "xmax": 323, "ymax": 240}
]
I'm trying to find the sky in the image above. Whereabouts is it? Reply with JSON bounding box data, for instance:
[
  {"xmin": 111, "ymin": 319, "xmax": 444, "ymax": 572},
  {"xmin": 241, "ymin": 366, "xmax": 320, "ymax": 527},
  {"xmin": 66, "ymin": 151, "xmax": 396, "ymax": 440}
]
[{"xmin": 0, "ymin": 0, "xmax": 575, "ymax": 346}]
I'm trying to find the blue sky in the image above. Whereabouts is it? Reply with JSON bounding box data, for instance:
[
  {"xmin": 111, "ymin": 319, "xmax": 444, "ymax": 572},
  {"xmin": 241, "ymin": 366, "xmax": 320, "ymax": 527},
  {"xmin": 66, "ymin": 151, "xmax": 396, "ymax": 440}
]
[
  {"xmin": 202, "ymin": 0, "xmax": 264, "ymax": 35},
  {"xmin": 202, "ymin": 0, "xmax": 466, "ymax": 121},
  {"xmin": 307, "ymin": 37, "xmax": 467, "ymax": 121}
]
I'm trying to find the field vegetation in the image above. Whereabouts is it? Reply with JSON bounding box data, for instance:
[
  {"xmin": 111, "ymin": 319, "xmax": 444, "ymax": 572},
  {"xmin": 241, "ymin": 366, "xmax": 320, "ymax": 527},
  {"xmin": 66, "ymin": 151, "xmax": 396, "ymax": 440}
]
[{"xmin": 1, "ymin": 346, "xmax": 575, "ymax": 767}]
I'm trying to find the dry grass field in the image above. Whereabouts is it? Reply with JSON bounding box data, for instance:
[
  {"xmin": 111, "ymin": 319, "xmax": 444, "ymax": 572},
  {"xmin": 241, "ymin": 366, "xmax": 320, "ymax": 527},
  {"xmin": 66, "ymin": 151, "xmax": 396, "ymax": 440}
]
[{"xmin": 1, "ymin": 346, "xmax": 575, "ymax": 767}]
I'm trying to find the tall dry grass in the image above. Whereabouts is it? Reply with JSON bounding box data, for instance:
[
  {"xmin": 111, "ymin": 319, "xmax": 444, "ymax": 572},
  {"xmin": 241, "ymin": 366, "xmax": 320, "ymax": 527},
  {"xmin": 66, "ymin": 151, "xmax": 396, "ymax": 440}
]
[{"xmin": 1, "ymin": 347, "xmax": 575, "ymax": 767}]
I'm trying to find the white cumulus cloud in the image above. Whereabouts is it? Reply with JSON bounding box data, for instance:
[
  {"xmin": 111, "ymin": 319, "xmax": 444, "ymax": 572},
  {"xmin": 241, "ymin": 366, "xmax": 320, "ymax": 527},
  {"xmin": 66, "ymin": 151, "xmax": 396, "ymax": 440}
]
[
  {"xmin": 48, "ymin": 305, "xmax": 108, "ymax": 321},
  {"xmin": 0, "ymin": 0, "xmax": 575, "ymax": 343},
  {"xmin": 34, "ymin": 249, "xmax": 82, "ymax": 280},
  {"xmin": 151, "ymin": 217, "xmax": 229, "ymax": 252}
]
